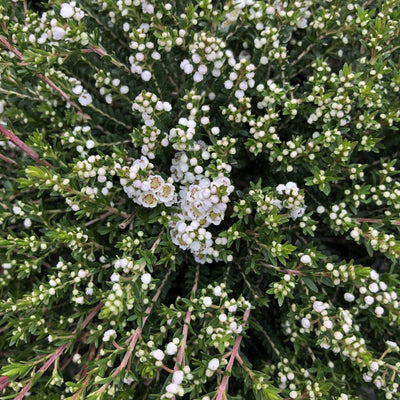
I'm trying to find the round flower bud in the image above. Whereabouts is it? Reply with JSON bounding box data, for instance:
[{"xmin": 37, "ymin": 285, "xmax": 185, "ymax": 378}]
[
  {"xmin": 166, "ymin": 342, "xmax": 178, "ymax": 355},
  {"xmin": 141, "ymin": 273, "xmax": 152, "ymax": 284},
  {"xmin": 60, "ymin": 3, "xmax": 74, "ymax": 18},
  {"xmin": 151, "ymin": 349, "xmax": 164, "ymax": 361},
  {"xmin": 207, "ymin": 358, "xmax": 219, "ymax": 371},
  {"xmin": 301, "ymin": 317, "xmax": 311, "ymax": 329}
]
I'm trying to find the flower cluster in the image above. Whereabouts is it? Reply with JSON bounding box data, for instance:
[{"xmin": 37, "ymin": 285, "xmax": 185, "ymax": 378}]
[
  {"xmin": 275, "ymin": 182, "xmax": 306, "ymax": 221},
  {"xmin": 169, "ymin": 175, "xmax": 233, "ymax": 263},
  {"xmin": 118, "ymin": 156, "xmax": 176, "ymax": 208}
]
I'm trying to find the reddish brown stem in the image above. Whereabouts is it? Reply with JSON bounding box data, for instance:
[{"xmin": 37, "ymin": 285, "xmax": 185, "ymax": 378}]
[
  {"xmin": 0, "ymin": 123, "xmax": 53, "ymax": 168},
  {"xmin": 355, "ymin": 217, "xmax": 400, "ymax": 226},
  {"xmin": 0, "ymin": 35, "xmax": 89, "ymax": 120},
  {"xmin": 111, "ymin": 268, "xmax": 172, "ymax": 380},
  {"xmin": 168, "ymin": 265, "xmax": 200, "ymax": 398},
  {"xmin": 13, "ymin": 302, "xmax": 103, "ymax": 400},
  {"xmin": 174, "ymin": 265, "xmax": 200, "ymax": 370},
  {"xmin": 76, "ymin": 302, "xmax": 104, "ymax": 333},
  {"xmin": 0, "ymin": 152, "xmax": 17, "ymax": 165},
  {"xmin": 82, "ymin": 45, "xmax": 130, "ymax": 73},
  {"xmin": 214, "ymin": 308, "xmax": 251, "ymax": 400},
  {"xmin": 37, "ymin": 73, "xmax": 89, "ymax": 120},
  {"xmin": 0, "ymin": 376, "xmax": 10, "ymax": 391}
]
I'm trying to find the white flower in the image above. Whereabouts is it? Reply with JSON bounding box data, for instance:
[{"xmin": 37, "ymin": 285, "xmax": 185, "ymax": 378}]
[
  {"xmin": 166, "ymin": 383, "xmax": 179, "ymax": 394},
  {"xmin": 323, "ymin": 319, "xmax": 333, "ymax": 329},
  {"xmin": 375, "ymin": 306, "xmax": 384, "ymax": 317},
  {"xmin": 213, "ymin": 286, "xmax": 222, "ymax": 296},
  {"xmin": 300, "ymin": 255, "xmax": 311, "ymax": 264},
  {"xmin": 151, "ymin": 349, "xmax": 164, "ymax": 361},
  {"xmin": 291, "ymin": 207, "xmax": 306, "ymax": 220},
  {"xmin": 78, "ymin": 92, "xmax": 92, "ymax": 106},
  {"xmin": 52, "ymin": 26, "xmax": 66, "ymax": 40},
  {"xmin": 207, "ymin": 358, "xmax": 219, "ymax": 371},
  {"xmin": 344, "ymin": 293, "xmax": 355, "ymax": 302},
  {"xmin": 386, "ymin": 340, "xmax": 399, "ymax": 351},
  {"xmin": 103, "ymin": 329, "xmax": 116, "ymax": 342},
  {"xmin": 370, "ymin": 270, "xmax": 379, "ymax": 280},
  {"xmin": 110, "ymin": 272, "xmax": 120, "ymax": 282},
  {"xmin": 370, "ymin": 361, "xmax": 379, "ymax": 372},
  {"xmin": 166, "ymin": 342, "xmax": 178, "ymax": 355},
  {"xmin": 173, "ymin": 370, "xmax": 184, "ymax": 384},
  {"xmin": 78, "ymin": 269, "xmax": 88, "ymax": 278},
  {"xmin": 72, "ymin": 84, "xmax": 83, "ymax": 94},
  {"xmin": 297, "ymin": 17, "xmax": 308, "ymax": 29},
  {"xmin": 363, "ymin": 374, "xmax": 372, "ymax": 383},
  {"xmin": 218, "ymin": 313, "xmax": 227, "ymax": 323},
  {"xmin": 313, "ymin": 301, "xmax": 326, "ymax": 313},
  {"xmin": 276, "ymin": 184, "xmax": 286, "ymax": 194},
  {"xmin": 141, "ymin": 273, "xmax": 152, "ymax": 284},
  {"xmin": 368, "ymin": 283, "xmax": 379, "ymax": 293},
  {"xmin": 301, "ymin": 317, "xmax": 311, "ymax": 329},
  {"xmin": 285, "ymin": 181, "xmax": 298, "ymax": 191},
  {"xmin": 141, "ymin": 70, "xmax": 152, "ymax": 81},
  {"xmin": 120, "ymin": 85, "xmax": 129, "ymax": 94},
  {"xmin": 86, "ymin": 139, "xmax": 95, "ymax": 149},
  {"xmin": 203, "ymin": 296, "xmax": 212, "ymax": 307},
  {"xmin": 228, "ymin": 304, "xmax": 237, "ymax": 312},
  {"xmin": 364, "ymin": 295, "xmax": 374, "ymax": 306},
  {"xmin": 60, "ymin": 3, "xmax": 74, "ymax": 18}
]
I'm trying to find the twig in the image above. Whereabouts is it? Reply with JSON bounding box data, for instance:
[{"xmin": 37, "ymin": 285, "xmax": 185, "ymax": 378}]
[
  {"xmin": 110, "ymin": 267, "xmax": 172, "ymax": 380},
  {"xmin": 214, "ymin": 308, "xmax": 251, "ymax": 400},
  {"xmin": 37, "ymin": 73, "xmax": 89, "ymax": 121},
  {"xmin": 168, "ymin": 266, "xmax": 200, "ymax": 400},
  {"xmin": 0, "ymin": 152, "xmax": 17, "ymax": 165},
  {"xmin": 237, "ymin": 264, "xmax": 259, "ymax": 300},
  {"xmin": 85, "ymin": 210, "xmax": 115, "ymax": 227},
  {"xmin": 0, "ymin": 376, "xmax": 10, "ymax": 391},
  {"xmin": 82, "ymin": 45, "xmax": 131, "ymax": 74},
  {"xmin": 355, "ymin": 217, "xmax": 400, "ymax": 226},
  {"xmin": 119, "ymin": 212, "xmax": 136, "ymax": 229},
  {"xmin": 13, "ymin": 302, "xmax": 103, "ymax": 400},
  {"xmin": 0, "ymin": 123, "xmax": 53, "ymax": 168},
  {"xmin": 172, "ymin": 264, "xmax": 200, "ymax": 375},
  {"xmin": 0, "ymin": 35, "xmax": 89, "ymax": 121}
]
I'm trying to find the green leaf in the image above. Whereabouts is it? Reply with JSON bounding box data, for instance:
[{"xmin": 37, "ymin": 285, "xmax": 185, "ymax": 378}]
[{"xmin": 302, "ymin": 276, "xmax": 319, "ymax": 293}]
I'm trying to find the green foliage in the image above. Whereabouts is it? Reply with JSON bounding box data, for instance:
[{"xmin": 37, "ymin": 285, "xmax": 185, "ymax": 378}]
[{"xmin": 0, "ymin": 0, "xmax": 400, "ymax": 399}]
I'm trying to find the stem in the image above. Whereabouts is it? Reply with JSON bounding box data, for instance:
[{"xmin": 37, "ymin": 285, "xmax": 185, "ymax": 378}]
[
  {"xmin": 0, "ymin": 152, "xmax": 17, "ymax": 165},
  {"xmin": 37, "ymin": 73, "xmax": 89, "ymax": 121},
  {"xmin": 82, "ymin": 45, "xmax": 131, "ymax": 74},
  {"xmin": 0, "ymin": 376, "xmax": 10, "ymax": 391},
  {"xmin": 0, "ymin": 35, "xmax": 89, "ymax": 121},
  {"xmin": 13, "ymin": 303, "xmax": 103, "ymax": 400},
  {"xmin": 173, "ymin": 265, "xmax": 200, "ymax": 373},
  {"xmin": 355, "ymin": 217, "xmax": 400, "ymax": 226},
  {"xmin": 0, "ymin": 123, "xmax": 53, "ymax": 168},
  {"xmin": 111, "ymin": 267, "xmax": 172, "ymax": 380},
  {"xmin": 85, "ymin": 210, "xmax": 115, "ymax": 227},
  {"xmin": 214, "ymin": 308, "xmax": 251, "ymax": 400}
]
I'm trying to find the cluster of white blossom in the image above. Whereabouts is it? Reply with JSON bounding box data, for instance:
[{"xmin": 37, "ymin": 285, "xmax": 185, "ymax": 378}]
[
  {"xmin": 275, "ymin": 182, "xmax": 306, "ymax": 220},
  {"xmin": 168, "ymin": 141, "xmax": 234, "ymax": 263},
  {"xmin": 118, "ymin": 156, "xmax": 176, "ymax": 208},
  {"xmin": 170, "ymin": 142, "xmax": 208, "ymax": 185},
  {"xmin": 179, "ymin": 31, "xmax": 226, "ymax": 81},
  {"xmin": 169, "ymin": 175, "xmax": 233, "ymax": 263},
  {"xmin": 132, "ymin": 90, "xmax": 172, "ymax": 128}
]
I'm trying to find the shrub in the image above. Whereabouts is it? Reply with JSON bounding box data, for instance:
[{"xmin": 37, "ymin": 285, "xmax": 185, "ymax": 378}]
[{"xmin": 1, "ymin": 0, "xmax": 400, "ymax": 399}]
